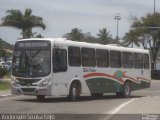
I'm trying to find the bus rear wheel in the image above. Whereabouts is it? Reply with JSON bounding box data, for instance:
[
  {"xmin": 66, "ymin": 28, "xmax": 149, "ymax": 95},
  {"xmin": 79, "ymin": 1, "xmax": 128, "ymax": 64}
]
[{"xmin": 123, "ymin": 82, "xmax": 131, "ymax": 98}]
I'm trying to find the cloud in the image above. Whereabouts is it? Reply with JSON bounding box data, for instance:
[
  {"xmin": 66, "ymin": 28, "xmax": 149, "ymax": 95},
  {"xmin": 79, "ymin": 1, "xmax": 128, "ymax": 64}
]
[{"xmin": 0, "ymin": 0, "xmax": 160, "ymax": 44}]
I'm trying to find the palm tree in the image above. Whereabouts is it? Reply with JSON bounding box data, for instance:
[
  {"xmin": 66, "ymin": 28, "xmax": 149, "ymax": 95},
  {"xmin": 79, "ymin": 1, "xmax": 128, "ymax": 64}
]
[
  {"xmin": 123, "ymin": 30, "xmax": 140, "ymax": 47},
  {"xmin": 63, "ymin": 28, "xmax": 84, "ymax": 41},
  {"xmin": 97, "ymin": 28, "xmax": 111, "ymax": 45},
  {"xmin": 0, "ymin": 8, "xmax": 46, "ymax": 38}
]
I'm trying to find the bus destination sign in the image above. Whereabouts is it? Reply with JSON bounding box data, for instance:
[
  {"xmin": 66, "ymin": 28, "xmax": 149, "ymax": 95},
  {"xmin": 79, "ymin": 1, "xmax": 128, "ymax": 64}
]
[{"xmin": 15, "ymin": 41, "xmax": 51, "ymax": 50}]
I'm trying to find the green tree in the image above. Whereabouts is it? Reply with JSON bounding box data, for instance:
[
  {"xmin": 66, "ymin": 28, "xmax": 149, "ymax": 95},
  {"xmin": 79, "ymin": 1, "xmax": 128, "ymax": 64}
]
[
  {"xmin": 63, "ymin": 28, "xmax": 84, "ymax": 41},
  {"xmin": 97, "ymin": 28, "xmax": 112, "ymax": 45},
  {"xmin": 0, "ymin": 8, "xmax": 46, "ymax": 38},
  {"xmin": 123, "ymin": 29, "xmax": 141, "ymax": 47},
  {"xmin": 35, "ymin": 34, "xmax": 44, "ymax": 38},
  {"xmin": 123, "ymin": 13, "xmax": 160, "ymax": 69},
  {"xmin": 0, "ymin": 38, "xmax": 13, "ymax": 57},
  {"xmin": 82, "ymin": 32, "xmax": 99, "ymax": 43}
]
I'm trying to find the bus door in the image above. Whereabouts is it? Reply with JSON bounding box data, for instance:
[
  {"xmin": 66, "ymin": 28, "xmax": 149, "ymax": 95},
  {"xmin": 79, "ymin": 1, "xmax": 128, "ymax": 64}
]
[{"xmin": 52, "ymin": 47, "xmax": 68, "ymax": 96}]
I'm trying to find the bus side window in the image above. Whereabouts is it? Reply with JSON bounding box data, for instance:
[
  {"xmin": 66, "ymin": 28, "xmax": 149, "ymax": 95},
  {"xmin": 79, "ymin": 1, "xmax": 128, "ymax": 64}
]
[
  {"xmin": 143, "ymin": 54, "xmax": 149, "ymax": 69},
  {"xmin": 122, "ymin": 52, "xmax": 133, "ymax": 68},
  {"xmin": 53, "ymin": 48, "xmax": 67, "ymax": 72},
  {"xmin": 68, "ymin": 46, "xmax": 81, "ymax": 66},
  {"xmin": 110, "ymin": 50, "xmax": 121, "ymax": 68},
  {"xmin": 81, "ymin": 48, "xmax": 96, "ymax": 67},
  {"xmin": 133, "ymin": 53, "xmax": 143, "ymax": 69},
  {"xmin": 96, "ymin": 49, "xmax": 109, "ymax": 67}
]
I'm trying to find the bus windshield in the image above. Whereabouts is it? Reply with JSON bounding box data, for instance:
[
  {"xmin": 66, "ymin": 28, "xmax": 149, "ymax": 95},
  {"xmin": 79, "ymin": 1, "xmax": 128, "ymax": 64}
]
[{"xmin": 12, "ymin": 41, "xmax": 51, "ymax": 77}]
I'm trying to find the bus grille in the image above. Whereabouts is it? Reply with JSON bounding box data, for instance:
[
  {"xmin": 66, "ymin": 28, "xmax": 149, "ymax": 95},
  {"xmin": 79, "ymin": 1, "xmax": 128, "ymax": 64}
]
[
  {"xmin": 21, "ymin": 88, "xmax": 36, "ymax": 92},
  {"xmin": 17, "ymin": 78, "xmax": 41, "ymax": 86}
]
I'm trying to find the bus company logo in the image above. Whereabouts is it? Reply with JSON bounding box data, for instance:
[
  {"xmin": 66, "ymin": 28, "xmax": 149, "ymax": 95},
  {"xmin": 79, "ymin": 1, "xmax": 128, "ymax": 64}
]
[
  {"xmin": 142, "ymin": 114, "xmax": 159, "ymax": 120},
  {"xmin": 83, "ymin": 67, "xmax": 96, "ymax": 72}
]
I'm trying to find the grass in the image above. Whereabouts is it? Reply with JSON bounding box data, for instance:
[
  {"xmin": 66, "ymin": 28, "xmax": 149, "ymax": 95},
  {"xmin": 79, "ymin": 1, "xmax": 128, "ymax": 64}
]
[{"xmin": 0, "ymin": 81, "xmax": 10, "ymax": 90}]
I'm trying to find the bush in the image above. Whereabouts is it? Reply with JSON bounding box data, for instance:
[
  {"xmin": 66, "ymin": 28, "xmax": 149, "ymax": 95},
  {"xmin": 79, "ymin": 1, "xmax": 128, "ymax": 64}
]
[{"xmin": 0, "ymin": 68, "xmax": 10, "ymax": 78}]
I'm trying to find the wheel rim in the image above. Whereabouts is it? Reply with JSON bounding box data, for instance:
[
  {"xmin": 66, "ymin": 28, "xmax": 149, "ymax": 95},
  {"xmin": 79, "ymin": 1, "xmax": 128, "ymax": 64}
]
[
  {"xmin": 125, "ymin": 84, "xmax": 130, "ymax": 96},
  {"xmin": 72, "ymin": 87, "xmax": 77, "ymax": 97}
]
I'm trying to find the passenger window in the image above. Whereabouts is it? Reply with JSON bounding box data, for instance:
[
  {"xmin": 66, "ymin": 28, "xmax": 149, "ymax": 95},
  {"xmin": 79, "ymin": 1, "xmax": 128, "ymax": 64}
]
[
  {"xmin": 81, "ymin": 48, "xmax": 96, "ymax": 67},
  {"xmin": 143, "ymin": 54, "xmax": 149, "ymax": 69},
  {"xmin": 110, "ymin": 50, "xmax": 121, "ymax": 68},
  {"xmin": 96, "ymin": 49, "xmax": 109, "ymax": 67},
  {"xmin": 133, "ymin": 53, "xmax": 143, "ymax": 69},
  {"xmin": 68, "ymin": 46, "xmax": 81, "ymax": 66},
  {"xmin": 122, "ymin": 52, "xmax": 133, "ymax": 68},
  {"xmin": 53, "ymin": 48, "xmax": 67, "ymax": 72}
]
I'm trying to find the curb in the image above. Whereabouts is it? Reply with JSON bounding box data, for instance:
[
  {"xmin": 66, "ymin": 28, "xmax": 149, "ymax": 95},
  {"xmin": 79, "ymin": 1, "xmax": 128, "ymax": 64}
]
[{"xmin": 0, "ymin": 94, "xmax": 12, "ymax": 98}]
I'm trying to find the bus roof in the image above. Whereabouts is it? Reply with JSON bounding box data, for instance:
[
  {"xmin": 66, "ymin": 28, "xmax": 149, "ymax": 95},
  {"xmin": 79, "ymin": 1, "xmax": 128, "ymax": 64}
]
[{"xmin": 17, "ymin": 38, "xmax": 149, "ymax": 54}]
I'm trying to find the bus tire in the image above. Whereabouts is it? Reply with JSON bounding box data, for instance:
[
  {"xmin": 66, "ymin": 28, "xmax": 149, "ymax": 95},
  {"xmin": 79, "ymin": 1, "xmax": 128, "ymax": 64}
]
[
  {"xmin": 123, "ymin": 81, "xmax": 131, "ymax": 98},
  {"xmin": 36, "ymin": 95, "xmax": 45, "ymax": 100},
  {"xmin": 69, "ymin": 83, "xmax": 78, "ymax": 102}
]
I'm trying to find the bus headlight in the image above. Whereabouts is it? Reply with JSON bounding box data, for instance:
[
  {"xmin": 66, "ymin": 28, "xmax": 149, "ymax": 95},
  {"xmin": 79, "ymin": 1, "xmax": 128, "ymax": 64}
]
[
  {"xmin": 11, "ymin": 77, "xmax": 19, "ymax": 87},
  {"xmin": 38, "ymin": 79, "xmax": 51, "ymax": 87}
]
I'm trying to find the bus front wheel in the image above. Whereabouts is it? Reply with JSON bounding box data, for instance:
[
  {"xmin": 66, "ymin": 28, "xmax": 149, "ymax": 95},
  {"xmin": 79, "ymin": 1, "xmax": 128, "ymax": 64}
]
[{"xmin": 69, "ymin": 83, "xmax": 78, "ymax": 102}]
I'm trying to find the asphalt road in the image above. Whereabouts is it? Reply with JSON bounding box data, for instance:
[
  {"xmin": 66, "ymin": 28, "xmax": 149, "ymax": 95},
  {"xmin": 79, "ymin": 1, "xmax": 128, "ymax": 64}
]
[{"xmin": 0, "ymin": 80, "xmax": 160, "ymax": 120}]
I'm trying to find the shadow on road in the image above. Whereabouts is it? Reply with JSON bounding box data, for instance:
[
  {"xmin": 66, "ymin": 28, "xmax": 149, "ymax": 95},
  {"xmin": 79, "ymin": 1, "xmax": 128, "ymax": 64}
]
[{"xmin": 13, "ymin": 95, "xmax": 145, "ymax": 103}]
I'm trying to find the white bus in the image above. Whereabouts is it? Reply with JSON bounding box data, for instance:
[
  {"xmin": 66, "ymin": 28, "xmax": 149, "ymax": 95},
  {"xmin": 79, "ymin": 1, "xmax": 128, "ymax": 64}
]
[{"xmin": 11, "ymin": 38, "xmax": 151, "ymax": 101}]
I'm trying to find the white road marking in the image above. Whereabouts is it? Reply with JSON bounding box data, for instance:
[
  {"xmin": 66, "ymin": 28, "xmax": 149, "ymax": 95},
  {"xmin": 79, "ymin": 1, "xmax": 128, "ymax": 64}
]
[
  {"xmin": 108, "ymin": 98, "xmax": 137, "ymax": 114},
  {"xmin": 100, "ymin": 98, "xmax": 137, "ymax": 120}
]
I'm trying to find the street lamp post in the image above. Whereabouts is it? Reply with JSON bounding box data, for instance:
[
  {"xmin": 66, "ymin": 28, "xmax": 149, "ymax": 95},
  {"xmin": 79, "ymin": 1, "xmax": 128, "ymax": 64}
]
[
  {"xmin": 114, "ymin": 13, "xmax": 121, "ymax": 41},
  {"xmin": 154, "ymin": 0, "xmax": 156, "ymax": 13}
]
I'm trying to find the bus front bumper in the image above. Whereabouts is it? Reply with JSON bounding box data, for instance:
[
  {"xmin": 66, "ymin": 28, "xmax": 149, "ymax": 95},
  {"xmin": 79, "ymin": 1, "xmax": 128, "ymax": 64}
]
[{"xmin": 11, "ymin": 85, "xmax": 52, "ymax": 96}]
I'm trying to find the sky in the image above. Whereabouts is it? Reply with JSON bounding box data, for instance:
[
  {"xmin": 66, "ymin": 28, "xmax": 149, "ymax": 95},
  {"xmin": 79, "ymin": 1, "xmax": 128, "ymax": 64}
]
[{"xmin": 0, "ymin": 0, "xmax": 160, "ymax": 44}]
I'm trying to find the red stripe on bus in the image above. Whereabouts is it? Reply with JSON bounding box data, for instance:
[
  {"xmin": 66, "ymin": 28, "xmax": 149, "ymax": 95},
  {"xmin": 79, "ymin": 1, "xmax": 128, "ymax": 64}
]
[{"xmin": 83, "ymin": 72, "xmax": 124, "ymax": 83}]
